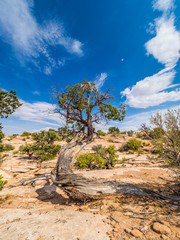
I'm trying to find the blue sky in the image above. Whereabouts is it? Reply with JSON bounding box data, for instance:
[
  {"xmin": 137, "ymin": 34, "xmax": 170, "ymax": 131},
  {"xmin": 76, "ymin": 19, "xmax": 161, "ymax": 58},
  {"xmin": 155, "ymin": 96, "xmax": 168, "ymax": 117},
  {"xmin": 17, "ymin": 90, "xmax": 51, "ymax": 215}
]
[{"xmin": 0, "ymin": 0, "xmax": 180, "ymax": 135}]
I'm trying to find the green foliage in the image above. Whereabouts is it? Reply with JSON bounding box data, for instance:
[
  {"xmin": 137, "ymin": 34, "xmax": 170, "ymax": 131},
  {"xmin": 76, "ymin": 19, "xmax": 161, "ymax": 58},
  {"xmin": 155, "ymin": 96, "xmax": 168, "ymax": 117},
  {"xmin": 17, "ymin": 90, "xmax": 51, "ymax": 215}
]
[
  {"xmin": 36, "ymin": 144, "xmax": 61, "ymax": 161},
  {"xmin": 127, "ymin": 130, "xmax": 134, "ymax": 136},
  {"xmin": 52, "ymin": 80, "xmax": 125, "ymax": 140},
  {"xmin": 19, "ymin": 144, "xmax": 36, "ymax": 158},
  {"xmin": 0, "ymin": 124, "xmax": 5, "ymax": 142},
  {"xmin": 0, "ymin": 144, "xmax": 14, "ymax": 152},
  {"xmin": 121, "ymin": 157, "xmax": 127, "ymax": 164},
  {"xmin": 9, "ymin": 134, "xmax": 19, "ymax": 140},
  {"xmin": 136, "ymin": 132, "xmax": 143, "ymax": 138},
  {"xmin": 150, "ymin": 109, "xmax": 180, "ymax": 165},
  {"xmin": 21, "ymin": 131, "xmax": 31, "ymax": 137},
  {"xmin": 75, "ymin": 152, "xmax": 106, "ymax": 169},
  {"xmin": 76, "ymin": 145, "xmax": 118, "ymax": 169},
  {"xmin": 32, "ymin": 129, "xmax": 58, "ymax": 144},
  {"xmin": 108, "ymin": 138, "xmax": 113, "ymax": 143},
  {"xmin": 0, "ymin": 175, "xmax": 7, "ymax": 191},
  {"xmin": 92, "ymin": 144, "xmax": 103, "ymax": 153},
  {"xmin": 149, "ymin": 127, "xmax": 165, "ymax": 139},
  {"xmin": 0, "ymin": 89, "xmax": 22, "ymax": 118},
  {"xmin": 137, "ymin": 150, "xmax": 143, "ymax": 155},
  {"xmin": 19, "ymin": 129, "xmax": 60, "ymax": 160},
  {"xmin": 127, "ymin": 138, "xmax": 142, "ymax": 150},
  {"xmin": 108, "ymin": 127, "xmax": 120, "ymax": 134},
  {"xmin": 97, "ymin": 130, "xmax": 106, "ymax": 136}
]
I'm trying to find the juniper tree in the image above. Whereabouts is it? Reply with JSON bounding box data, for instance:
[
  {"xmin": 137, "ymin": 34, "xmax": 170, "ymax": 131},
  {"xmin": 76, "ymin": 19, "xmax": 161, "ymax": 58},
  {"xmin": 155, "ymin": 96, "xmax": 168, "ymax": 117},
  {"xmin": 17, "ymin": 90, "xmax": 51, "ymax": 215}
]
[{"xmin": 52, "ymin": 80, "xmax": 126, "ymax": 141}]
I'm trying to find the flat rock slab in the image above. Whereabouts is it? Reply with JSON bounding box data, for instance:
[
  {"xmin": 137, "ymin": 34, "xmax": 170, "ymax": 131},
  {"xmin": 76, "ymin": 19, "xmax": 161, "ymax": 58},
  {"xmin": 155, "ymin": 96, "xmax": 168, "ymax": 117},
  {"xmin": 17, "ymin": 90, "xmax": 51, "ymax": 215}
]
[{"xmin": 0, "ymin": 209, "xmax": 110, "ymax": 240}]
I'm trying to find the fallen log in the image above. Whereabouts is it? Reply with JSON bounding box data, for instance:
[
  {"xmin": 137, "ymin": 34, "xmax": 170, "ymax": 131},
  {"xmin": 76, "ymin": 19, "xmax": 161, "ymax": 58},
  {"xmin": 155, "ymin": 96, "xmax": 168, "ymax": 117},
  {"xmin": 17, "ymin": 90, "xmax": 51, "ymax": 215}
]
[{"xmin": 51, "ymin": 135, "xmax": 180, "ymax": 206}]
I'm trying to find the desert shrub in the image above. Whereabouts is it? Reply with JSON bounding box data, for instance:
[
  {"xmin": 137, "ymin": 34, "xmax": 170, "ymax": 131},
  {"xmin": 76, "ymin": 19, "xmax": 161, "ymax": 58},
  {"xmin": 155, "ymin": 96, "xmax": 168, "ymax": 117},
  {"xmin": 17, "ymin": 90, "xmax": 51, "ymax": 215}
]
[
  {"xmin": 92, "ymin": 144, "xmax": 103, "ymax": 153},
  {"xmin": 121, "ymin": 131, "xmax": 127, "ymax": 134},
  {"xmin": 32, "ymin": 130, "xmax": 58, "ymax": 144},
  {"xmin": 19, "ymin": 144, "xmax": 37, "ymax": 158},
  {"xmin": 21, "ymin": 131, "xmax": 31, "ymax": 137},
  {"xmin": 3, "ymin": 144, "xmax": 14, "ymax": 151},
  {"xmin": 119, "ymin": 143, "xmax": 129, "ymax": 152},
  {"xmin": 12, "ymin": 150, "xmax": 18, "ymax": 155},
  {"xmin": 36, "ymin": 144, "xmax": 61, "ymax": 160},
  {"xmin": 0, "ymin": 175, "xmax": 7, "ymax": 191},
  {"xmin": 151, "ymin": 109, "xmax": 180, "ymax": 165},
  {"xmin": 66, "ymin": 136, "xmax": 73, "ymax": 142},
  {"xmin": 0, "ymin": 144, "xmax": 14, "ymax": 152},
  {"xmin": 76, "ymin": 145, "xmax": 118, "ymax": 169},
  {"xmin": 108, "ymin": 138, "xmax": 113, "ymax": 143},
  {"xmin": 136, "ymin": 132, "xmax": 143, "ymax": 138},
  {"xmin": 19, "ymin": 129, "xmax": 60, "ymax": 160},
  {"xmin": 127, "ymin": 138, "xmax": 142, "ymax": 150},
  {"xmin": 121, "ymin": 157, "xmax": 127, "ymax": 164},
  {"xmin": 137, "ymin": 150, "xmax": 143, "ymax": 155},
  {"xmin": 105, "ymin": 145, "xmax": 119, "ymax": 167},
  {"xmin": 127, "ymin": 130, "xmax": 134, "ymax": 136},
  {"xmin": 9, "ymin": 134, "xmax": 18, "ymax": 140},
  {"xmin": 108, "ymin": 127, "xmax": 120, "ymax": 134},
  {"xmin": 149, "ymin": 127, "xmax": 165, "ymax": 139},
  {"xmin": 97, "ymin": 130, "xmax": 106, "ymax": 136}
]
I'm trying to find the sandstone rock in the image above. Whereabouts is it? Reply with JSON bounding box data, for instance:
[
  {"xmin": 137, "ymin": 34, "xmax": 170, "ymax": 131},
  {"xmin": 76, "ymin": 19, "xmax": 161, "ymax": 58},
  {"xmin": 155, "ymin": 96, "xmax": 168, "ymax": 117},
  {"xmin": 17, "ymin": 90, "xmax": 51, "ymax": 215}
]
[
  {"xmin": 131, "ymin": 229, "xmax": 143, "ymax": 238},
  {"xmin": 152, "ymin": 222, "xmax": 171, "ymax": 235}
]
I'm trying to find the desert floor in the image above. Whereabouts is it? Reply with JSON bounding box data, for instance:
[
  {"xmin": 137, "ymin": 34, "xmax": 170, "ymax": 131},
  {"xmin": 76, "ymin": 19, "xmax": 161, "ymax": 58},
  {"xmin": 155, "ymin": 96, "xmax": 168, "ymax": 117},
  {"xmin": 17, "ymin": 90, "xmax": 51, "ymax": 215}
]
[{"xmin": 0, "ymin": 135, "xmax": 179, "ymax": 240}]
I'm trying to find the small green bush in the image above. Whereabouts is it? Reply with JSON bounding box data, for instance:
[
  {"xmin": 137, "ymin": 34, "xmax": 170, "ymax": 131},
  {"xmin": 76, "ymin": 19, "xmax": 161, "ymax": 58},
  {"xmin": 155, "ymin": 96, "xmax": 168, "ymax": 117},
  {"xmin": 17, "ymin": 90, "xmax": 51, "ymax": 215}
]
[
  {"xmin": 9, "ymin": 134, "xmax": 19, "ymax": 140},
  {"xmin": 127, "ymin": 130, "xmax": 134, "ymax": 136},
  {"xmin": 76, "ymin": 145, "xmax": 118, "ymax": 169},
  {"xmin": 127, "ymin": 138, "xmax": 142, "ymax": 150},
  {"xmin": 149, "ymin": 127, "xmax": 165, "ymax": 139},
  {"xmin": 21, "ymin": 131, "xmax": 31, "ymax": 137},
  {"xmin": 108, "ymin": 127, "xmax": 120, "ymax": 134},
  {"xmin": 136, "ymin": 132, "xmax": 143, "ymax": 138},
  {"xmin": 0, "ymin": 175, "xmax": 7, "ymax": 191},
  {"xmin": 92, "ymin": 144, "xmax": 103, "ymax": 153},
  {"xmin": 121, "ymin": 157, "xmax": 127, "ymax": 164},
  {"xmin": 108, "ymin": 138, "xmax": 113, "ymax": 143},
  {"xmin": 97, "ymin": 130, "xmax": 106, "ymax": 136},
  {"xmin": 0, "ymin": 144, "xmax": 14, "ymax": 152}
]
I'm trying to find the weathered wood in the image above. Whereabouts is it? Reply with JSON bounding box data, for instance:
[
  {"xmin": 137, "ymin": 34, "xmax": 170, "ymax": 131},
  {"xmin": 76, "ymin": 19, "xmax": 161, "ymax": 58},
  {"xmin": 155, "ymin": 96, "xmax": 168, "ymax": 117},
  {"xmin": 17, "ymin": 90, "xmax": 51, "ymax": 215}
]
[{"xmin": 51, "ymin": 135, "xmax": 180, "ymax": 206}]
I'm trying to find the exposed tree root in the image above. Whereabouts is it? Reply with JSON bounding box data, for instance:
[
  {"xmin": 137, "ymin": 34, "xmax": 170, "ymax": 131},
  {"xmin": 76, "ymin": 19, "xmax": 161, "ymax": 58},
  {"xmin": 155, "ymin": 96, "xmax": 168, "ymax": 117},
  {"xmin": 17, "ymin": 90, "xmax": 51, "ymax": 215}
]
[{"xmin": 51, "ymin": 135, "xmax": 180, "ymax": 207}]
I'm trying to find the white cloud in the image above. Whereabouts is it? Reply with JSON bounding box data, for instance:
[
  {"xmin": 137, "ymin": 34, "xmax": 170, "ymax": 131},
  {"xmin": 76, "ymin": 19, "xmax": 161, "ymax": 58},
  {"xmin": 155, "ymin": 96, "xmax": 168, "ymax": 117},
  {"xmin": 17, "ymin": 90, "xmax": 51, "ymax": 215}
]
[
  {"xmin": 121, "ymin": 0, "xmax": 180, "ymax": 108},
  {"xmin": 12, "ymin": 100, "xmax": 65, "ymax": 126},
  {"xmin": 121, "ymin": 67, "xmax": 180, "ymax": 108},
  {"xmin": 0, "ymin": 0, "xmax": 83, "ymax": 74},
  {"xmin": 153, "ymin": 0, "xmax": 174, "ymax": 12},
  {"xmin": 145, "ymin": 15, "xmax": 180, "ymax": 68},
  {"xmin": 32, "ymin": 91, "xmax": 40, "ymax": 96},
  {"xmin": 94, "ymin": 73, "xmax": 108, "ymax": 90}
]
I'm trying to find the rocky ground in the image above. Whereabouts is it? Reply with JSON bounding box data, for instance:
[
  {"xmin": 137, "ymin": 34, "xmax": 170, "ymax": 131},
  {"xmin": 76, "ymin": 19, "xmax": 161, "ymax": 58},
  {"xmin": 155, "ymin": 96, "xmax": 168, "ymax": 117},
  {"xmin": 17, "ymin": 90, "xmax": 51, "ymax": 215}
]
[{"xmin": 0, "ymin": 135, "xmax": 180, "ymax": 240}]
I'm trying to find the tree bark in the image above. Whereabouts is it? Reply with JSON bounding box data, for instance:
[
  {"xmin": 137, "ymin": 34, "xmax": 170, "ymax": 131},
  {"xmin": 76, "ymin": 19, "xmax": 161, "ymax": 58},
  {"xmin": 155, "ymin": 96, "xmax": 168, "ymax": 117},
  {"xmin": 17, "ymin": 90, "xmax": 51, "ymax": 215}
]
[{"xmin": 51, "ymin": 135, "xmax": 180, "ymax": 205}]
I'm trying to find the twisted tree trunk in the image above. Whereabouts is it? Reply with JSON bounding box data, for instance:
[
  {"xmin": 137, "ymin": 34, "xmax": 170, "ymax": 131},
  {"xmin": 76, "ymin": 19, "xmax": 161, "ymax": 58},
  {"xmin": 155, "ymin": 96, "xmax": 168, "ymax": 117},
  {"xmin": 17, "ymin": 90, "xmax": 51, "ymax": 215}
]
[{"xmin": 51, "ymin": 135, "xmax": 180, "ymax": 205}]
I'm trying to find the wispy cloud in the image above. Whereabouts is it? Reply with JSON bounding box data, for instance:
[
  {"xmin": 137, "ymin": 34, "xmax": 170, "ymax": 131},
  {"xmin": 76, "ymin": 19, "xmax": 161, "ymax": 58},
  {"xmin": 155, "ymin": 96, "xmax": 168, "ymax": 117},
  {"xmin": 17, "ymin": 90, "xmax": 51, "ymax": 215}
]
[
  {"xmin": 12, "ymin": 100, "xmax": 65, "ymax": 126},
  {"xmin": 32, "ymin": 91, "xmax": 40, "ymax": 96},
  {"xmin": 94, "ymin": 73, "xmax": 108, "ymax": 90},
  {"xmin": 0, "ymin": 0, "xmax": 84, "ymax": 74},
  {"xmin": 121, "ymin": 0, "xmax": 180, "ymax": 108}
]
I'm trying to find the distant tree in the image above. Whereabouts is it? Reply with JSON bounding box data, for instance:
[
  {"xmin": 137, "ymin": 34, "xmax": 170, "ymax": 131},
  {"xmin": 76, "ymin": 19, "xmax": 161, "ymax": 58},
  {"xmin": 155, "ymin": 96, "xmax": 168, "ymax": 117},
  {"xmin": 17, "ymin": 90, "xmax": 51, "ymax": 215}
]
[
  {"xmin": 0, "ymin": 89, "xmax": 22, "ymax": 118},
  {"xmin": 52, "ymin": 80, "xmax": 126, "ymax": 141},
  {"xmin": 150, "ymin": 109, "xmax": 180, "ymax": 165},
  {"xmin": 108, "ymin": 127, "xmax": 120, "ymax": 134},
  {"xmin": 20, "ymin": 130, "xmax": 60, "ymax": 160},
  {"xmin": 0, "ymin": 89, "xmax": 22, "ymax": 149}
]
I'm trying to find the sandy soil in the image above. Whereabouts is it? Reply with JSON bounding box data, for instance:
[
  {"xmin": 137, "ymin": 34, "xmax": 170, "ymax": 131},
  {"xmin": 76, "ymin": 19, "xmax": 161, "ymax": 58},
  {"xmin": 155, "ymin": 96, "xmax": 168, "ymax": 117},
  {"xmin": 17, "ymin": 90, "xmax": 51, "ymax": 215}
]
[{"xmin": 0, "ymin": 135, "xmax": 179, "ymax": 240}]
